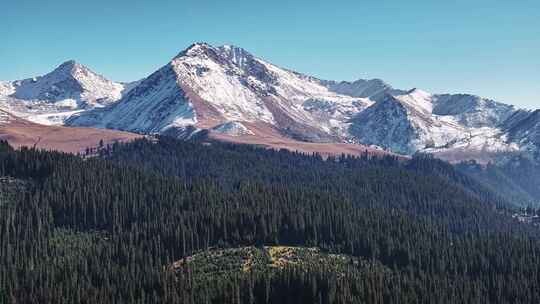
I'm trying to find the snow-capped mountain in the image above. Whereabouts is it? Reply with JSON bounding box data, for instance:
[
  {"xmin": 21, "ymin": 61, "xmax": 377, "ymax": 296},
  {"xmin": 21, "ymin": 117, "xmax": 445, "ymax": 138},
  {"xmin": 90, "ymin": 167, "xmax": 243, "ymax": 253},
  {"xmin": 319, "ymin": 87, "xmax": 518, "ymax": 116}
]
[
  {"xmin": 68, "ymin": 43, "xmax": 373, "ymax": 143},
  {"xmin": 0, "ymin": 61, "xmax": 132, "ymax": 125},
  {"xmin": 2, "ymin": 42, "xmax": 537, "ymax": 162},
  {"xmin": 432, "ymin": 94, "xmax": 516, "ymax": 128},
  {"xmin": 349, "ymin": 93, "xmax": 424, "ymax": 154},
  {"xmin": 348, "ymin": 88, "xmax": 520, "ymax": 156}
]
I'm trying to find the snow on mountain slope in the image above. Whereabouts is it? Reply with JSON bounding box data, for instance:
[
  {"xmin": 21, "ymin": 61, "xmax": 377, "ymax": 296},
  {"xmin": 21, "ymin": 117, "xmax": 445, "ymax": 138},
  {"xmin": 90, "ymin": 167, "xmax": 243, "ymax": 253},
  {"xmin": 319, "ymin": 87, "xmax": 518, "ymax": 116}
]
[
  {"xmin": 349, "ymin": 90, "xmax": 466, "ymax": 154},
  {"xmin": 10, "ymin": 60, "xmax": 123, "ymax": 105},
  {"xmin": 349, "ymin": 94, "xmax": 418, "ymax": 154},
  {"xmin": 171, "ymin": 44, "xmax": 275, "ymax": 124},
  {"xmin": 349, "ymin": 88, "xmax": 520, "ymax": 156},
  {"xmin": 252, "ymin": 53, "xmax": 373, "ymax": 131},
  {"xmin": 3, "ymin": 42, "xmax": 537, "ymax": 162},
  {"xmin": 67, "ymin": 63, "xmax": 196, "ymax": 133},
  {"xmin": 432, "ymin": 94, "xmax": 515, "ymax": 128},
  {"xmin": 0, "ymin": 61, "xmax": 126, "ymax": 125},
  {"xmin": 502, "ymin": 109, "xmax": 540, "ymax": 158},
  {"xmin": 69, "ymin": 43, "xmax": 372, "ymax": 142},
  {"xmin": 398, "ymin": 90, "xmax": 519, "ymax": 156}
]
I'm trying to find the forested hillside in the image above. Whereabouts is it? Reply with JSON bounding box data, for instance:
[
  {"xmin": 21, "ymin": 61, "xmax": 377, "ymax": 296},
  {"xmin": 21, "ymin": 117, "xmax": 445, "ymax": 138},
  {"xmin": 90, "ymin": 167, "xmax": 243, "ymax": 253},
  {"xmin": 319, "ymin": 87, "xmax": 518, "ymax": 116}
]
[
  {"xmin": 457, "ymin": 156, "xmax": 540, "ymax": 206},
  {"xmin": 1, "ymin": 138, "xmax": 540, "ymax": 303}
]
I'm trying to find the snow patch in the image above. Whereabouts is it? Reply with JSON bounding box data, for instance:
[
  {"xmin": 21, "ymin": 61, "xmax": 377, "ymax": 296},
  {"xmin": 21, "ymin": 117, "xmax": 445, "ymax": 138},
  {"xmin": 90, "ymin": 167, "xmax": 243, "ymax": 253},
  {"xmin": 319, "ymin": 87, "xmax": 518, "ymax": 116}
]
[
  {"xmin": 26, "ymin": 110, "xmax": 85, "ymax": 126},
  {"xmin": 212, "ymin": 121, "xmax": 254, "ymax": 136},
  {"xmin": 54, "ymin": 98, "xmax": 78, "ymax": 109}
]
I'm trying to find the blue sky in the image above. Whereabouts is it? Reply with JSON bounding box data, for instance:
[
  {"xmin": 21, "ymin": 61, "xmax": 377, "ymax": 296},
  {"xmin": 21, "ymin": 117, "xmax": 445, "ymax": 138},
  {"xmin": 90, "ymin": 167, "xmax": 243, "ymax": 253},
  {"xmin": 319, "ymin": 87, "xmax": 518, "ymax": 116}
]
[{"xmin": 2, "ymin": 0, "xmax": 539, "ymax": 108}]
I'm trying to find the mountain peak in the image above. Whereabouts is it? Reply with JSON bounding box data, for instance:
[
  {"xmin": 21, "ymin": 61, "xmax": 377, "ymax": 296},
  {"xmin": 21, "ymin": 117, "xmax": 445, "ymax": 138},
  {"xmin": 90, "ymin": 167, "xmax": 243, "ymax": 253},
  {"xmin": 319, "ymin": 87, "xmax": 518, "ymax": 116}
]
[
  {"xmin": 174, "ymin": 43, "xmax": 257, "ymax": 65},
  {"xmin": 175, "ymin": 42, "xmax": 216, "ymax": 59},
  {"xmin": 188, "ymin": 42, "xmax": 213, "ymax": 50},
  {"xmin": 3, "ymin": 59, "xmax": 124, "ymax": 114},
  {"xmin": 53, "ymin": 59, "xmax": 84, "ymax": 75},
  {"xmin": 60, "ymin": 59, "xmax": 78, "ymax": 66}
]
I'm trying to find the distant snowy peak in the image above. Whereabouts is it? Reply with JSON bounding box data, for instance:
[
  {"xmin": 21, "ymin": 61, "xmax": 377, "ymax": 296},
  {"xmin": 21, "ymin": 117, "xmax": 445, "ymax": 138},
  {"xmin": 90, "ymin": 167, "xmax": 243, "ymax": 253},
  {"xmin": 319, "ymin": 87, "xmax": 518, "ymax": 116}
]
[
  {"xmin": 323, "ymin": 78, "xmax": 406, "ymax": 101},
  {"xmin": 0, "ymin": 61, "xmax": 129, "ymax": 125},
  {"xmin": 349, "ymin": 91, "xmax": 455, "ymax": 155},
  {"xmin": 7, "ymin": 60, "xmax": 124, "ymax": 107},
  {"xmin": 349, "ymin": 89, "xmax": 521, "ymax": 157},
  {"xmin": 432, "ymin": 94, "xmax": 516, "ymax": 128},
  {"xmin": 388, "ymin": 89, "xmax": 516, "ymax": 129}
]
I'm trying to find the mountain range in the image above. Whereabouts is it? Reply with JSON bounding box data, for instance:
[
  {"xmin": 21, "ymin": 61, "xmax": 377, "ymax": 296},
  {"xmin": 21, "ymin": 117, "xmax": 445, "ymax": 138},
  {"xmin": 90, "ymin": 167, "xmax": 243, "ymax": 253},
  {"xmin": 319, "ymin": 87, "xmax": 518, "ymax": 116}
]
[{"xmin": 1, "ymin": 42, "xmax": 539, "ymax": 163}]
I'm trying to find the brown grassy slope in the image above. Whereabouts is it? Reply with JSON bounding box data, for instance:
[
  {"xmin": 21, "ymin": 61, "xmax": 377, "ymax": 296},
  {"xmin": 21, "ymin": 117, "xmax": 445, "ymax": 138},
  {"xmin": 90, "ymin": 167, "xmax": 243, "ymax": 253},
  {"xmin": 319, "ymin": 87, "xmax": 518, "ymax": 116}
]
[
  {"xmin": 208, "ymin": 122, "xmax": 402, "ymax": 159},
  {"xmin": 0, "ymin": 111, "xmax": 143, "ymax": 154}
]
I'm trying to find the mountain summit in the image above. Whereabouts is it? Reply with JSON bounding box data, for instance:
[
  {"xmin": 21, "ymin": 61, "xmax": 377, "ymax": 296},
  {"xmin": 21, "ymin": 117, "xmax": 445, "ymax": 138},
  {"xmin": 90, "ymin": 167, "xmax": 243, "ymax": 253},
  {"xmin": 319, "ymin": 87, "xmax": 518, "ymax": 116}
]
[
  {"xmin": 0, "ymin": 61, "xmax": 134, "ymax": 125},
  {"xmin": 8, "ymin": 60, "xmax": 124, "ymax": 106}
]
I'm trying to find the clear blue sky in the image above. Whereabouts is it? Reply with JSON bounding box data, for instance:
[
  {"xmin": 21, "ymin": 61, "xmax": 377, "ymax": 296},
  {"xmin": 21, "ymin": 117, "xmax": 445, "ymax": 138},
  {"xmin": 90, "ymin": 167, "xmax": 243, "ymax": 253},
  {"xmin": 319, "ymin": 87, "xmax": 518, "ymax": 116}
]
[{"xmin": 2, "ymin": 0, "xmax": 539, "ymax": 108}]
